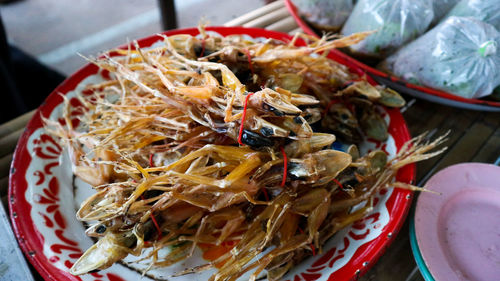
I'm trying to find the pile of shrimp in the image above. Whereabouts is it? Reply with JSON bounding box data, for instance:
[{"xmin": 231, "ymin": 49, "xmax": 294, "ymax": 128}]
[{"xmin": 44, "ymin": 26, "xmax": 446, "ymax": 281}]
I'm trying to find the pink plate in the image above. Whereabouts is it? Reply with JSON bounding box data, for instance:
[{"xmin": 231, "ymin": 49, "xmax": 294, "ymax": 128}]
[
  {"xmin": 284, "ymin": 0, "xmax": 500, "ymax": 112},
  {"xmin": 415, "ymin": 163, "xmax": 500, "ymax": 281},
  {"xmin": 9, "ymin": 27, "xmax": 415, "ymax": 281}
]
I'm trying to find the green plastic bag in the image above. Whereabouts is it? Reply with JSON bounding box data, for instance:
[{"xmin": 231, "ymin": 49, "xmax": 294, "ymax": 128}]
[
  {"xmin": 380, "ymin": 17, "xmax": 500, "ymax": 99},
  {"xmin": 445, "ymin": 0, "xmax": 500, "ymax": 30},
  {"xmin": 432, "ymin": 0, "xmax": 460, "ymax": 24},
  {"xmin": 341, "ymin": 0, "xmax": 434, "ymax": 59},
  {"xmin": 292, "ymin": 0, "xmax": 353, "ymax": 31}
]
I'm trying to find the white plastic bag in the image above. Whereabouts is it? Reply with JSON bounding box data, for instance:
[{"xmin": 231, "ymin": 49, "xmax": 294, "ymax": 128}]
[
  {"xmin": 292, "ymin": 0, "xmax": 353, "ymax": 31},
  {"xmin": 340, "ymin": 0, "xmax": 434, "ymax": 59},
  {"xmin": 445, "ymin": 0, "xmax": 500, "ymax": 30},
  {"xmin": 380, "ymin": 17, "xmax": 500, "ymax": 99}
]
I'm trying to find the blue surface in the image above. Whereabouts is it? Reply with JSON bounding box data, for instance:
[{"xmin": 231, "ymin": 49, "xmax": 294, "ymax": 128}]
[
  {"xmin": 494, "ymin": 156, "xmax": 500, "ymax": 166},
  {"xmin": 409, "ymin": 205, "xmax": 436, "ymax": 281}
]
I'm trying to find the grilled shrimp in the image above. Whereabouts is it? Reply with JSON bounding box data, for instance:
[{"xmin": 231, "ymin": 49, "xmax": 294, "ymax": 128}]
[{"xmin": 43, "ymin": 25, "xmax": 446, "ymax": 280}]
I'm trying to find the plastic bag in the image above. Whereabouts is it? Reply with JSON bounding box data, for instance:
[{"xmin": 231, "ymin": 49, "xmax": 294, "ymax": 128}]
[
  {"xmin": 340, "ymin": 0, "xmax": 434, "ymax": 59},
  {"xmin": 445, "ymin": 0, "xmax": 500, "ymax": 30},
  {"xmin": 432, "ymin": 0, "xmax": 460, "ymax": 24},
  {"xmin": 380, "ymin": 17, "xmax": 500, "ymax": 99},
  {"xmin": 292, "ymin": 0, "xmax": 353, "ymax": 32}
]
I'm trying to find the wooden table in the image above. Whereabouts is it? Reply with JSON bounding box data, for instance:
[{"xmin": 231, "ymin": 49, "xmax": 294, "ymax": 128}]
[{"xmin": 1, "ymin": 1, "xmax": 499, "ymax": 280}]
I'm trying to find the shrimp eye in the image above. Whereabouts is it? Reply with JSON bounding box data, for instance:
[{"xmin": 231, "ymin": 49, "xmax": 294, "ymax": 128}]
[
  {"xmin": 241, "ymin": 129, "xmax": 273, "ymax": 148},
  {"xmin": 262, "ymin": 104, "xmax": 284, "ymax": 116},
  {"xmin": 293, "ymin": 116, "xmax": 304, "ymax": 124},
  {"xmin": 260, "ymin": 127, "xmax": 274, "ymax": 137},
  {"xmin": 95, "ymin": 225, "xmax": 107, "ymax": 234}
]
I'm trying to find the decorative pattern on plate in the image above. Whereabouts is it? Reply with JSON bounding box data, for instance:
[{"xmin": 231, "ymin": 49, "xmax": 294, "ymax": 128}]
[{"xmin": 9, "ymin": 27, "xmax": 414, "ymax": 281}]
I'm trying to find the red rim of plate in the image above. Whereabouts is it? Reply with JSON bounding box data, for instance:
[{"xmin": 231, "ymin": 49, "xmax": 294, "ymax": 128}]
[
  {"xmin": 284, "ymin": 0, "xmax": 500, "ymax": 109},
  {"xmin": 9, "ymin": 26, "xmax": 415, "ymax": 281}
]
